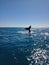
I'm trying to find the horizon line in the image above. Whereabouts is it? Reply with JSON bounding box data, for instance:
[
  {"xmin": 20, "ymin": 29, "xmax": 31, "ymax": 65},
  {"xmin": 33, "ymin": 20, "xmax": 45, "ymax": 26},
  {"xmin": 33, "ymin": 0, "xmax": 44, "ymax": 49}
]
[{"xmin": 0, "ymin": 26, "xmax": 49, "ymax": 28}]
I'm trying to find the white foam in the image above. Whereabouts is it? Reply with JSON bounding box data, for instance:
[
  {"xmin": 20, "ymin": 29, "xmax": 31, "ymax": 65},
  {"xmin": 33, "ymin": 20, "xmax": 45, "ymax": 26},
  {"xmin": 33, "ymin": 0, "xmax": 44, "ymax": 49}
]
[
  {"xmin": 17, "ymin": 31, "xmax": 28, "ymax": 34},
  {"xmin": 40, "ymin": 32, "xmax": 49, "ymax": 36},
  {"xmin": 42, "ymin": 54, "xmax": 47, "ymax": 59},
  {"xmin": 17, "ymin": 31, "xmax": 34, "ymax": 34},
  {"xmin": 27, "ymin": 57, "xmax": 31, "ymax": 61},
  {"xmin": 44, "ymin": 32, "xmax": 49, "ymax": 36},
  {"xmin": 35, "ymin": 60, "xmax": 38, "ymax": 63}
]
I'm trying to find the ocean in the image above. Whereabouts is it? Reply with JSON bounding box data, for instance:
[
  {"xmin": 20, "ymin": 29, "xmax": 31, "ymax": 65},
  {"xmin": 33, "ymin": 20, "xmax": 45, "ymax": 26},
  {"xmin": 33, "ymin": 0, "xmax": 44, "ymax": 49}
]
[{"xmin": 0, "ymin": 27, "xmax": 49, "ymax": 65}]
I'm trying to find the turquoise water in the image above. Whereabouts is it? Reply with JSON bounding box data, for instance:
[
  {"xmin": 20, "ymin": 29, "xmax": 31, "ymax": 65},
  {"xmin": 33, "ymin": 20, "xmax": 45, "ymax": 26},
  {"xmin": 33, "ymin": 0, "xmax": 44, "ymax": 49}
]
[{"xmin": 0, "ymin": 28, "xmax": 49, "ymax": 65}]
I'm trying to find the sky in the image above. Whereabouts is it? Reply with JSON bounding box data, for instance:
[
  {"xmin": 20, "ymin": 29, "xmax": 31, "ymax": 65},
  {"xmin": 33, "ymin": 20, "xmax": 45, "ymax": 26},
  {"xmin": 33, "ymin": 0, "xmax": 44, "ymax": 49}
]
[{"xmin": 0, "ymin": 0, "xmax": 49, "ymax": 27}]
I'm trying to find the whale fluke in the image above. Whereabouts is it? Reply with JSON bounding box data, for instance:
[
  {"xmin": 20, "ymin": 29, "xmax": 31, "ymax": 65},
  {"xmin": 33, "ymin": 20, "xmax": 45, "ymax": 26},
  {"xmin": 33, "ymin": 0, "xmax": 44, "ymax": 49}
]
[{"xmin": 25, "ymin": 26, "xmax": 31, "ymax": 33}]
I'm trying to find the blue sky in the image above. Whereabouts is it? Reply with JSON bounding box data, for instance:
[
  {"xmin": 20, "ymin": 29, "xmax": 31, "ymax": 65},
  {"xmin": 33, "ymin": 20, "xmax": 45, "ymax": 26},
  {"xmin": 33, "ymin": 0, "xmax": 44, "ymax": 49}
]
[{"xmin": 0, "ymin": 0, "xmax": 49, "ymax": 27}]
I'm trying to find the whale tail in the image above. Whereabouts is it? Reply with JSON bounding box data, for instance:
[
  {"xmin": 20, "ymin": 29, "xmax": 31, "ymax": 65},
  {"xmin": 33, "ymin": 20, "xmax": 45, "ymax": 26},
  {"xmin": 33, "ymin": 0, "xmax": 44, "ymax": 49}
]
[{"xmin": 25, "ymin": 25, "xmax": 31, "ymax": 33}]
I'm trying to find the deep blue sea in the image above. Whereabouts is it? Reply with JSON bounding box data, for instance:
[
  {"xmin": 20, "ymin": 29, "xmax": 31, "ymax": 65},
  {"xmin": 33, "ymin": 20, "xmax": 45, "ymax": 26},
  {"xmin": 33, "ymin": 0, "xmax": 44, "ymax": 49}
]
[{"xmin": 0, "ymin": 27, "xmax": 49, "ymax": 65}]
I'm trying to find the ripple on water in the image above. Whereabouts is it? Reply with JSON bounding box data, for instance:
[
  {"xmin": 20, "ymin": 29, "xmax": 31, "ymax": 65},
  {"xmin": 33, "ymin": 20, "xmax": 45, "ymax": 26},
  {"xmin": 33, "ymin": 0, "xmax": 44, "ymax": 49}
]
[{"xmin": 27, "ymin": 48, "xmax": 49, "ymax": 65}]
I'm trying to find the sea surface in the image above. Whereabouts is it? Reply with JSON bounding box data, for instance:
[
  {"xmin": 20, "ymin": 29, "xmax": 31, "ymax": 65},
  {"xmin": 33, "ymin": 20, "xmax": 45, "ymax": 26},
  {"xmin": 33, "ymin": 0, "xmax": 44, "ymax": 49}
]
[{"xmin": 0, "ymin": 27, "xmax": 49, "ymax": 65}]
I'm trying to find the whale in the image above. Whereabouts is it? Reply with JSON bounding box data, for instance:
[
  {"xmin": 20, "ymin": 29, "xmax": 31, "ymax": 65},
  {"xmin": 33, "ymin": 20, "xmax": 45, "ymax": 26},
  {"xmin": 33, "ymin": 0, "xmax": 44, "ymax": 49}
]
[{"xmin": 25, "ymin": 26, "xmax": 31, "ymax": 33}]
